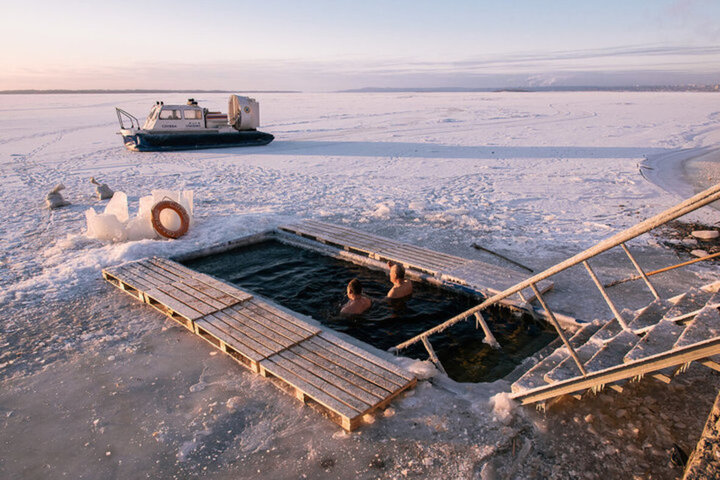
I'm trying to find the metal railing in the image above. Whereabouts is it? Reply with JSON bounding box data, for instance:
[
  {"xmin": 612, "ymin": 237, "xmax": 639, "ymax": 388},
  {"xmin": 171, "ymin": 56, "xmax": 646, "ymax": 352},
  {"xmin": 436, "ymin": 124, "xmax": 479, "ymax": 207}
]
[
  {"xmin": 393, "ymin": 182, "xmax": 720, "ymax": 376},
  {"xmin": 115, "ymin": 108, "xmax": 140, "ymax": 130}
]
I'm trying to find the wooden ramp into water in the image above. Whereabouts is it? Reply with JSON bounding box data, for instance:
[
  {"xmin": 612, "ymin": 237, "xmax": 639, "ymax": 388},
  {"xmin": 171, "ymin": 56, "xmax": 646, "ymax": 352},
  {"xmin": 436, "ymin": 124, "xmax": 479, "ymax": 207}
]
[
  {"xmin": 103, "ymin": 257, "xmax": 416, "ymax": 431},
  {"xmin": 279, "ymin": 219, "xmax": 553, "ymax": 302}
]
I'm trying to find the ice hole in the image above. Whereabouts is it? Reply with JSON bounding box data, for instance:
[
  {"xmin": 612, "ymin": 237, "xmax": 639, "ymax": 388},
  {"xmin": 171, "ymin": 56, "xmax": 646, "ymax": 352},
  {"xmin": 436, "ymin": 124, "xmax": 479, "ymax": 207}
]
[{"xmin": 183, "ymin": 239, "xmax": 558, "ymax": 383}]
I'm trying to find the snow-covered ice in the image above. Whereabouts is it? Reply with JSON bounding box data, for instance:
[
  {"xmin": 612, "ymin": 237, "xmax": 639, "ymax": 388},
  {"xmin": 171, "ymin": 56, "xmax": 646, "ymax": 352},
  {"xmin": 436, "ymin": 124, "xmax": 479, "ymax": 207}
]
[{"xmin": 1, "ymin": 92, "xmax": 720, "ymax": 479}]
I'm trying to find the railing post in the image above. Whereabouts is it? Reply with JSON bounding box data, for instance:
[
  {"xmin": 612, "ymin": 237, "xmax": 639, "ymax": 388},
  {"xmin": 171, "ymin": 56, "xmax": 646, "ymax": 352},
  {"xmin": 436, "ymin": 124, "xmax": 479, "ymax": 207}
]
[
  {"xmin": 421, "ymin": 336, "xmax": 447, "ymax": 375},
  {"xmin": 530, "ymin": 284, "xmax": 587, "ymax": 376},
  {"xmin": 583, "ymin": 260, "xmax": 629, "ymax": 330},
  {"xmin": 620, "ymin": 243, "xmax": 660, "ymax": 300},
  {"xmin": 475, "ymin": 311, "xmax": 501, "ymax": 349}
]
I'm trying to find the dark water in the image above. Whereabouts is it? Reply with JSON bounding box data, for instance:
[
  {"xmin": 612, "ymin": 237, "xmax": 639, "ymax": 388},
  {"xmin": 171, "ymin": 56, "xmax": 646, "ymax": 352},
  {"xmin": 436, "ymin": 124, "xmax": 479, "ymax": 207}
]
[{"xmin": 183, "ymin": 240, "xmax": 556, "ymax": 382}]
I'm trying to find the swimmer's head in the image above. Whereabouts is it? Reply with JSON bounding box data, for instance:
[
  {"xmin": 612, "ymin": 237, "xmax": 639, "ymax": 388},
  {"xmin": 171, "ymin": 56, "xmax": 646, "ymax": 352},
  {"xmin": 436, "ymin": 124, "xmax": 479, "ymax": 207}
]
[
  {"xmin": 390, "ymin": 264, "xmax": 405, "ymax": 281},
  {"xmin": 347, "ymin": 278, "xmax": 363, "ymax": 296}
]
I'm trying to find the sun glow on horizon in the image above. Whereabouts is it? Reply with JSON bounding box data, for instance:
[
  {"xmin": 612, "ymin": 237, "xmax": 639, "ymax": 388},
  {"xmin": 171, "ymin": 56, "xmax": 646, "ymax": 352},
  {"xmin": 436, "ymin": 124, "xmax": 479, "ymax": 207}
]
[{"xmin": 2, "ymin": 0, "xmax": 719, "ymax": 91}]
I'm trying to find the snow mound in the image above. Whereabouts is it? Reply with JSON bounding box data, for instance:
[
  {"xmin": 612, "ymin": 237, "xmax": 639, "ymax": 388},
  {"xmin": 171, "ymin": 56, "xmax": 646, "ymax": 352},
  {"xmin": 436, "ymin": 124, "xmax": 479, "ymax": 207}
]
[
  {"xmin": 395, "ymin": 358, "xmax": 438, "ymax": 380},
  {"xmin": 489, "ymin": 392, "xmax": 516, "ymax": 425}
]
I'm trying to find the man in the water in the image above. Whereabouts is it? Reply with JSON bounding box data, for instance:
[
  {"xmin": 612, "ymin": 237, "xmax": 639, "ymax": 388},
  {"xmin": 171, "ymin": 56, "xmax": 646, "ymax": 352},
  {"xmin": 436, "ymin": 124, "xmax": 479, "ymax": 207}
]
[
  {"xmin": 387, "ymin": 261, "xmax": 413, "ymax": 299},
  {"xmin": 341, "ymin": 278, "xmax": 372, "ymax": 315}
]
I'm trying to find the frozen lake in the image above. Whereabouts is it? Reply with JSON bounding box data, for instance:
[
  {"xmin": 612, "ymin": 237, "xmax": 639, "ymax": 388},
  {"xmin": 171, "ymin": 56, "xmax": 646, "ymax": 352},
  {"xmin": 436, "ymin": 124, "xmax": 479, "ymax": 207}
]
[{"xmin": 1, "ymin": 92, "xmax": 720, "ymax": 479}]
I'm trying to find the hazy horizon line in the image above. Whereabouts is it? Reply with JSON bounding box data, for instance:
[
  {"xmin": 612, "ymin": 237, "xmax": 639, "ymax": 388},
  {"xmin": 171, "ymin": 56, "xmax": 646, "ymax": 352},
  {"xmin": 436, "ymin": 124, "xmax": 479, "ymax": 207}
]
[{"xmin": 1, "ymin": 84, "xmax": 719, "ymax": 95}]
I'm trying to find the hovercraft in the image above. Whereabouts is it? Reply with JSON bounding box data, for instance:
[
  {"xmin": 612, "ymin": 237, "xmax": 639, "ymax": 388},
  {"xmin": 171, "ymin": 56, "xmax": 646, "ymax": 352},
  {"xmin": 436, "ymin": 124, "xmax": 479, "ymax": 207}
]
[{"xmin": 115, "ymin": 95, "xmax": 274, "ymax": 151}]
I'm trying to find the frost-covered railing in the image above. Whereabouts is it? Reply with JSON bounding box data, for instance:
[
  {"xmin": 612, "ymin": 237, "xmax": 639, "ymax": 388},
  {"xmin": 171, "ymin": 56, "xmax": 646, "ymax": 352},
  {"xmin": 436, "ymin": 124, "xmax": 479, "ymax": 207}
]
[{"xmin": 393, "ymin": 182, "xmax": 720, "ymax": 376}]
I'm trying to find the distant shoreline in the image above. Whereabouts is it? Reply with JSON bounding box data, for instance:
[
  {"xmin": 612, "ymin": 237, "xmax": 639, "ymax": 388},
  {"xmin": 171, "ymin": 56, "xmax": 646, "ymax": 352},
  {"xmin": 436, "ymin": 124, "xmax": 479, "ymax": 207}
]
[
  {"xmin": 2, "ymin": 86, "xmax": 719, "ymax": 94},
  {"xmin": 340, "ymin": 85, "xmax": 720, "ymax": 93},
  {"xmin": 0, "ymin": 89, "xmax": 301, "ymax": 95}
]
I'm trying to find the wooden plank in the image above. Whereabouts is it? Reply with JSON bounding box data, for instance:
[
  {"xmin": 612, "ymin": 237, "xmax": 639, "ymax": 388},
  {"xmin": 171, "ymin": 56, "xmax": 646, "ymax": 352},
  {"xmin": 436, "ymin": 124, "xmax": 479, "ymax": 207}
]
[
  {"xmin": 317, "ymin": 332, "xmax": 415, "ymax": 383},
  {"xmin": 281, "ymin": 222, "xmax": 463, "ymax": 272},
  {"xmin": 106, "ymin": 265, "xmax": 156, "ymax": 292},
  {"xmin": 291, "ymin": 343, "xmax": 392, "ymax": 398},
  {"xmin": 152, "ymin": 283, "xmax": 218, "ymax": 316},
  {"xmin": 150, "ymin": 257, "xmax": 253, "ymax": 303},
  {"xmin": 198, "ymin": 314, "xmax": 275, "ymax": 358},
  {"xmin": 443, "ymin": 260, "xmax": 527, "ymax": 287},
  {"xmin": 286, "ymin": 224, "xmax": 355, "ymax": 245},
  {"xmin": 144, "ymin": 287, "xmax": 205, "ymax": 321},
  {"xmin": 102, "ymin": 265, "xmax": 122, "ymax": 278},
  {"xmin": 356, "ymin": 376, "xmax": 416, "ymax": 426},
  {"xmin": 309, "ymin": 335, "xmax": 408, "ymax": 387},
  {"xmin": 301, "ymin": 337, "xmax": 403, "ymax": 392},
  {"xmin": 286, "ymin": 346, "xmax": 387, "ymax": 404},
  {"xmin": 279, "ymin": 349, "xmax": 382, "ymax": 406},
  {"xmin": 135, "ymin": 263, "xmax": 232, "ymax": 311},
  {"xmin": 124, "ymin": 262, "xmax": 241, "ymax": 315},
  {"xmin": 114, "ymin": 264, "xmax": 163, "ymax": 291},
  {"xmin": 148, "ymin": 263, "xmax": 245, "ymax": 306},
  {"xmin": 372, "ymin": 250, "xmax": 452, "ymax": 273},
  {"xmin": 333, "ymin": 235, "xmax": 458, "ymax": 272},
  {"xmin": 287, "ymin": 221, "xmax": 464, "ymax": 274},
  {"xmin": 301, "ymin": 220, "xmax": 468, "ymax": 266},
  {"xmin": 124, "ymin": 262, "xmax": 193, "ymax": 300},
  {"xmin": 287, "ymin": 224, "xmax": 380, "ymax": 254},
  {"xmin": 119, "ymin": 264, "xmax": 197, "ymax": 309},
  {"xmin": 260, "ymin": 359, "xmax": 359, "ymax": 424},
  {"xmin": 270, "ymin": 353, "xmax": 371, "ymax": 413},
  {"xmin": 195, "ymin": 316, "xmax": 270, "ymax": 361},
  {"xmin": 102, "ymin": 271, "xmax": 147, "ymax": 300},
  {"xmin": 260, "ymin": 357, "xmax": 361, "ymax": 420},
  {"xmin": 179, "ymin": 277, "xmax": 240, "ymax": 307},
  {"xmin": 304, "ymin": 222, "xmax": 468, "ymax": 268},
  {"xmin": 137, "ymin": 260, "xmax": 242, "ymax": 309},
  {"xmin": 134, "ymin": 260, "xmax": 185, "ymax": 283},
  {"xmin": 211, "ymin": 309, "xmax": 289, "ymax": 353},
  {"xmin": 170, "ymin": 281, "xmax": 227, "ymax": 310},
  {"xmin": 368, "ymin": 241, "xmax": 467, "ymax": 266},
  {"xmin": 244, "ymin": 300, "xmax": 320, "ymax": 337},
  {"xmin": 225, "ymin": 304, "xmax": 310, "ymax": 346}
]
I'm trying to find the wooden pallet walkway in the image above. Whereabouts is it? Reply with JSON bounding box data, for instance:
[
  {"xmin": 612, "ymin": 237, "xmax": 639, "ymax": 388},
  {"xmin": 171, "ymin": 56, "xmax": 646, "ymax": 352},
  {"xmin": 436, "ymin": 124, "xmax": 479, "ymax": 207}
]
[
  {"xmin": 102, "ymin": 257, "xmax": 416, "ymax": 431},
  {"xmin": 279, "ymin": 219, "xmax": 552, "ymax": 300}
]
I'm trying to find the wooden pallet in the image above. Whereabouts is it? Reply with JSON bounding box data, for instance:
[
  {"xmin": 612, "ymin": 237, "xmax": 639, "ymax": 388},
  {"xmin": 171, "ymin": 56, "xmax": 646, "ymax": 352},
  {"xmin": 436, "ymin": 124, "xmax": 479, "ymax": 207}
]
[
  {"xmin": 103, "ymin": 257, "xmax": 252, "ymax": 330},
  {"xmin": 280, "ymin": 219, "xmax": 468, "ymax": 275},
  {"xmin": 103, "ymin": 257, "xmax": 416, "ymax": 431},
  {"xmin": 279, "ymin": 219, "xmax": 552, "ymax": 301},
  {"xmin": 194, "ymin": 299, "xmax": 320, "ymax": 373},
  {"xmin": 260, "ymin": 331, "xmax": 417, "ymax": 431}
]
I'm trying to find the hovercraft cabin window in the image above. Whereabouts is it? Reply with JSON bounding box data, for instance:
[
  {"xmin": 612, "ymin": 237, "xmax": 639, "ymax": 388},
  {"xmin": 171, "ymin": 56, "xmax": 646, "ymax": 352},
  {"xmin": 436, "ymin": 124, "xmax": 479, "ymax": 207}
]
[
  {"xmin": 184, "ymin": 109, "xmax": 202, "ymax": 120},
  {"xmin": 159, "ymin": 109, "xmax": 181, "ymax": 120}
]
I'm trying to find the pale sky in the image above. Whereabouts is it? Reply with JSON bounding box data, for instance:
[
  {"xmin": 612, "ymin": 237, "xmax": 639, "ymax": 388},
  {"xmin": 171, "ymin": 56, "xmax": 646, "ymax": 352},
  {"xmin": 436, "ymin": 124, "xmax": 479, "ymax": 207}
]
[{"xmin": 1, "ymin": 0, "xmax": 719, "ymax": 91}]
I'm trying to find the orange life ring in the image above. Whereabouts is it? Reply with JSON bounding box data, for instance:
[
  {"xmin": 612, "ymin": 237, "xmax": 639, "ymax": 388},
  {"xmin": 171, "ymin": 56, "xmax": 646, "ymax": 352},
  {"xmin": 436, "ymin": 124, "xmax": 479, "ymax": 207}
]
[{"xmin": 151, "ymin": 200, "xmax": 190, "ymax": 239}]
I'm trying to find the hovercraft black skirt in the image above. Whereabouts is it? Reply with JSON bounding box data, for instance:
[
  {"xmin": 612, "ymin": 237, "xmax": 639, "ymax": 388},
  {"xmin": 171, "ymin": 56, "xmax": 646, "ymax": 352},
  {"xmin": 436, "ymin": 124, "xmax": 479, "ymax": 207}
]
[{"xmin": 123, "ymin": 130, "xmax": 274, "ymax": 151}]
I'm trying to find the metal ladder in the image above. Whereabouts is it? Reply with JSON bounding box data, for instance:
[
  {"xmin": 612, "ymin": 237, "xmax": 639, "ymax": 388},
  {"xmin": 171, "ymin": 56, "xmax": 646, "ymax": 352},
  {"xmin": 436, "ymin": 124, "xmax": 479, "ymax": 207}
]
[{"xmin": 393, "ymin": 183, "xmax": 720, "ymax": 381}]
